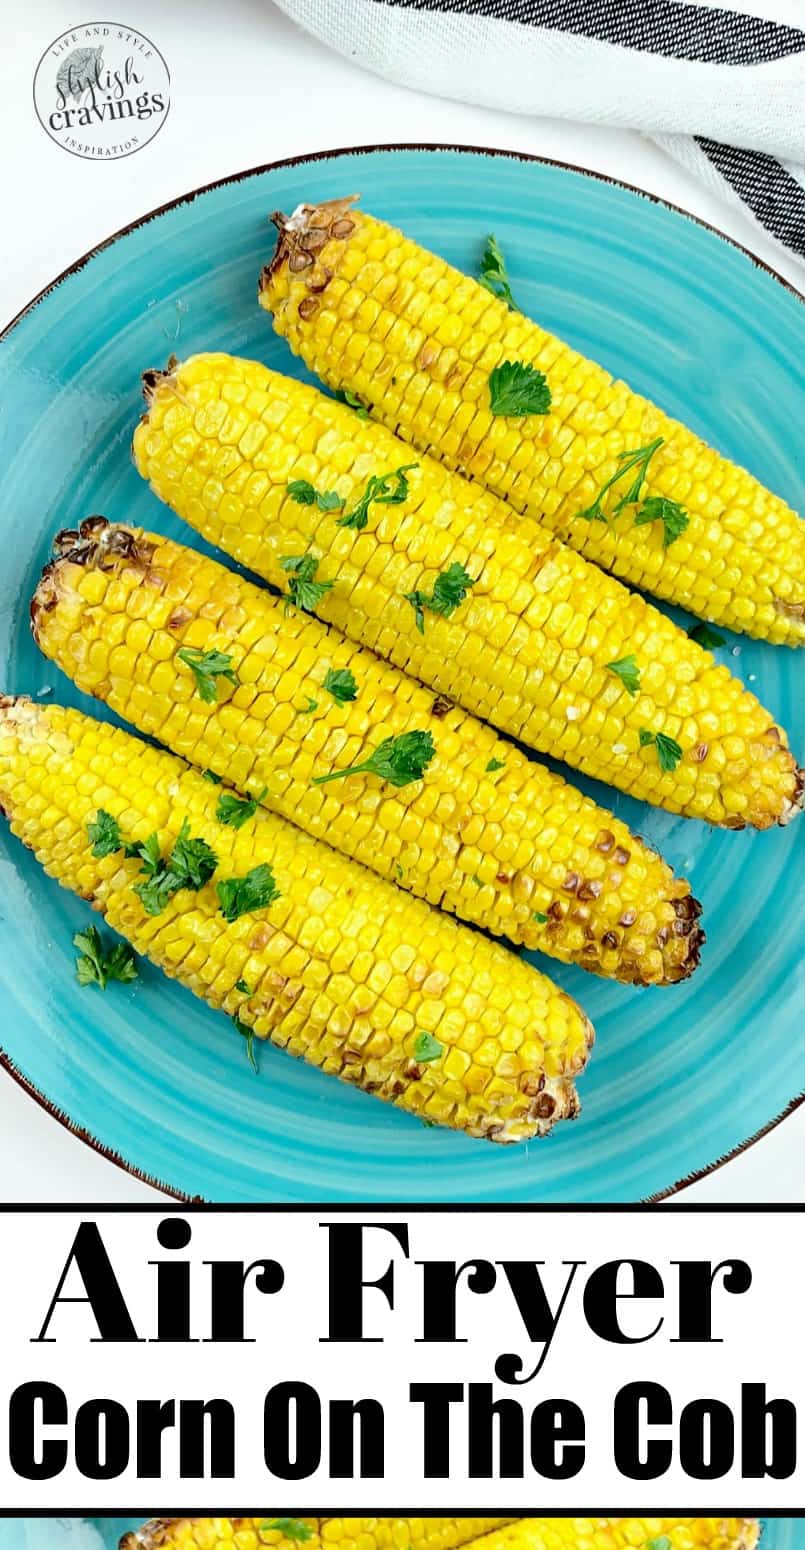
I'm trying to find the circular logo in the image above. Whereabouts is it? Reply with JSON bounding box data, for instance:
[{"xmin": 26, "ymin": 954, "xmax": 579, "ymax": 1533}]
[{"xmin": 33, "ymin": 21, "xmax": 170, "ymax": 160}]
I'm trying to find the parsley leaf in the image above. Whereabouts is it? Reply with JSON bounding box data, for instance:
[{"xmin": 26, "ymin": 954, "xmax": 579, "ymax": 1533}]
[
  {"xmin": 414, "ymin": 1031, "xmax": 443, "ymax": 1063},
  {"xmin": 169, "ymin": 819, "xmax": 219, "ymax": 890},
  {"xmin": 488, "ymin": 360, "xmax": 551, "ymax": 417},
  {"xmin": 216, "ymin": 786, "xmax": 268, "ymax": 830},
  {"xmin": 279, "ymin": 551, "xmax": 335, "ymax": 614},
  {"xmin": 202, "ymin": 769, "xmax": 223, "ymax": 784},
  {"xmin": 235, "ymin": 978, "xmax": 252, "ymax": 994},
  {"xmin": 295, "ymin": 696, "xmax": 319, "ymax": 715},
  {"xmin": 312, "ymin": 729, "xmax": 435, "ymax": 789},
  {"xmin": 132, "ymin": 821, "xmax": 219, "ymax": 916},
  {"xmin": 323, "ymin": 666, "xmax": 358, "ymax": 703},
  {"xmin": 217, "ymin": 863, "xmax": 281, "ymax": 923},
  {"xmin": 639, "ymin": 728, "xmax": 683, "ymax": 772},
  {"xmin": 688, "ymin": 621, "xmax": 726, "ymax": 650},
  {"xmin": 645, "ymin": 1540, "xmax": 671, "ymax": 1550},
  {"xmin": 404, "ymin": 561, "xmax": 475, "ymax": 633},
  {"xmin": 334, "ymin": 388, "xmax": 370, "ymax": 420},
  {"xmin": 479, "ymin": 233, "xmax": 519, "ymax": 312},
  {"xmin": 177, "ymin": 646, "xmax": 239, "ymax": 704},
  {"xmin": 261, "ymin": 1525, "xmax": 313, "ymax": 1544},
  {"xmin": 634, "ymin": 494, "xmax": 690, "ymax": 547},
  {"xmin": 87, "ymin": 809, "xmax": 123, "ymax": 859},
  {"xmin": 486, "ymin": 757, "xmax": 505, "ymax": 773},
  {"xmin": 74, "ymin": 926, "xmax": 138, "ymax": 990},
  {"xmin": 578, "ymin": 437, "xmax": 664, "ymax": 522},
  {"xmin": 336, "ymin": 462, "xmax": 418, "ymax": 531},
  {"xmin": 606, "ymin": 654, "xmax": 641, "ymax": 697},
  {"xmin": 532, "ymin": 911, "xmax": 548, "ymax": 924},
  {"xmin": 233, "ymin": 1014, "xmax": 258, "ymax": 1073},
  {"xmin": 286, "ymin": 477, "xmax": 344, "ymax": 514}
]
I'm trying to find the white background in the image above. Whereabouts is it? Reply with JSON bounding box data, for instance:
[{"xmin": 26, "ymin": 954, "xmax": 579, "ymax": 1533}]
[
  {"xmin": 0, "ymin": 1, "xmax": 803, "ymax": 1202},
  {"xmin": 0, "ymin": 1207, "xmax": 801, "ymax": 1506}
]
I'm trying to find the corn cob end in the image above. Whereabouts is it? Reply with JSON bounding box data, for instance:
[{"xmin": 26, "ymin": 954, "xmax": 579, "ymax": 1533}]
[{"xmin": 260, "ymin": 195, "xmax": 361, "ymax": 297}]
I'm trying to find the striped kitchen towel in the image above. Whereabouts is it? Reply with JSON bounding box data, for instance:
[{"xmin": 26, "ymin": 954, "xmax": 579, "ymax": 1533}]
[{"xmin": 272, "ymin": 0, "xmax": 805, "ymax": 265}]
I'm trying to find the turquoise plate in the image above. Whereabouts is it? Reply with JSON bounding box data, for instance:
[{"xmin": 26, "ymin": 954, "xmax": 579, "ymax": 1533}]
[{"xmin": 0, "ymin": 147, "xmax": 802, "ymax": 1201}]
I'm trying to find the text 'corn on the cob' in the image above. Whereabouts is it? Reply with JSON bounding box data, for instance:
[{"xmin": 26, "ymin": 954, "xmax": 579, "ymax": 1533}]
[
  {"xmin": 33, "ymin": 517, "xmax": 703, "ymax": 984},
  {"xmin": 122, "ymin": 1519, "xmax": 760, "ymax": 1550},
  {"xmin": 0, "ymin": 698, "xmax": 593, "ymax": 1140},
  {"xmin": 261, "ymin": 196, "xmax": 804, "ymax": 646},
  {"xmin": 133, "ymin": 352, "xmax": 803, "ymax": 830}
]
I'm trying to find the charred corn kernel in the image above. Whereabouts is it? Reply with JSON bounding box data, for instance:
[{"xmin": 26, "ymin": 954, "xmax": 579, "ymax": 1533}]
[
  {"xmin": 122, "ymin": 1524, "xmax": 515, "ymax": 1550},
  {"xmin": 33, "ymin": 518, "xmax": 703, "ymax": 985},
  {"xmin": 261, "ymin": 197, "xmax": 804, "ymax": 647},
  {"xmin": 468, "ymin": 1523, "xmax": 759, "ymax": 1550},
  {"xmin": 134, "ymin": 353, "xmax": 803, "ymax": 831},
  {"xmin": 0, "ymin": 698, "xmax": 592, "ymax": 1141}
]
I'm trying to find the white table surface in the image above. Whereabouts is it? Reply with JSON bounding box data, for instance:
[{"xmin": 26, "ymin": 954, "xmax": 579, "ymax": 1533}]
[{"xmin": 1, "ymin": 0, "xmax": 802, "ymax": 1203}]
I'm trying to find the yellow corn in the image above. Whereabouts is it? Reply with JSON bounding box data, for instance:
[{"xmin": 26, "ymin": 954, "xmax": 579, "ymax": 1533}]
[
  {"xmin": 0, "ymin": 697, "xmax": 592, "ymax": 1140},
  {"xmin": 33, "ymin": 518, "xmax": 703, "ymax": 985},
  {"xmin": 133, "ymin": 352, "xmax": 802, "ymax": 830},
  {"xmin": 122, "ymin": 1520, "xmax": 513, "ymax": 1550},
  {"xmin": 261, "ymin": 196, "xmax": 804, "ymax": 647},
  {"xmin": 462, "ymin": 1523, "xmax": 759, "ymax": 1550}
]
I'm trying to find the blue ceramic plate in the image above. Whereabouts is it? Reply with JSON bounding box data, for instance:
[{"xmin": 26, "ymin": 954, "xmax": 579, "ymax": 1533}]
[{"xmin": 0, "ymin": 147, "xmax": 802, "ymax": 1201}]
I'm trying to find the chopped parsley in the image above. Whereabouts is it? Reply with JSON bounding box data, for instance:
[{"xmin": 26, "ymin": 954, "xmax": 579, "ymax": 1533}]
[
  {"xmin": 336, "ymin": 462, "xmax": 418, "ymax": 531},
  {"xmin": 471, "ymin": 874, "xmax": 483, "ymax": 888},
  {"xmin": 323, "ymin": 666, "xmax": 358, "ymax": 703},
  {"xmin": 233, "ymin": 1014, "xmax": 258, "ymax": 1073},
  {"xmin": 235, "ymin": 978, "xmax": 252, "ymax": 994},
  {"xmin": 645, "ymin": 1540, "xmax": 671, "ymax": 1550},
  {"xmin": 334, "ymin": 388, "xmax": 370, "ymax": 420},
  {"xmin": 532, "ymin": 911, "xmax": 548, "ymax": 924},
  {"xmin": 87, "ymin": 809, "xmax": 124, "ymax": 859},
  {"xmin": 261, "ymin": 1525, "xmax": 313, "ymax": 1544},
  {"xmin": 217, "ymin": 862, "xmax": 281, "ymax": 923},
  {"xmin": 479, "ymin": 233, "xmax": 519, "ymax": 312},
  {"xmin": 488, "ymin": 360, "xmax": 551, "ymax": 417},
  {"xmin": 74, "ymin": 926, "xmax": 138, "ymax": 990},
  {"xmin": 606, "ymin": 654, "xmax": 641, "ymax": 696},
  {"xmin": 688, "ymin": 621, "xmax": 726, "ymax": 650},
  {"xmin": 133, "ymin": 820, "xmax": 218, "ymax": 916},
  {"xmin": 216, "ymin": 786, "xmax": 268, "ymax": 830},
  {"xmin": 404, "ymin": 561, "xmax": 476, "ymax": 633},
  {"xmin": 486, "ymin": 757, "xmax": 505, "ymax": 773},
  {"xmin": 414, "ymin": 1031, "xmax": 443, "ymax": 1063},
  {"xmin": 639, "ymin": 728, "xmax": 683, "ymax": 773},
  {"xmin": 286, "ymin": 477, "xmax": 344, "ymax": 514},
  {"xmin": 177, "ymin": 645, "xmax": 239, "ymax": 704},
  {"xmin": 312, "ymin": 729, "xmax": 435, "ymax": 789},
  {"xmin": 295, "ymin": 696, "xmax": 319, "ymax": 715},
  {"xmin": 202, "ymin": 769, "xmax": 223, "ymax": 784},
  {"xmin": 578, "ymin": 436, "xmax": 664, "ymax": 522},
  {"xmin": 279, "ymin": 551, "xmax": 334, "ymax": 614},
  {"xmin": 634, "ymin": 494, "xmax": 690, "ymax": 547}
]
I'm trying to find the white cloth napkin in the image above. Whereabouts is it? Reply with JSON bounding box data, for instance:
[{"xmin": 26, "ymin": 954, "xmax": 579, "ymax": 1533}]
[{"xmin": 273, "ymin": 0, "xmax": 805, "ymax": 265}]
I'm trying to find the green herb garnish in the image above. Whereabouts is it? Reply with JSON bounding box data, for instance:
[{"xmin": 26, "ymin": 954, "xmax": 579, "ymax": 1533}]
[
  {"xmin": 217, "ymin": 863, "xmax": 281, "ymax": 923},
  {"xmin": 533, "ymin": 911, "xmax": 548, "ymax": 924},
  {"xmin": 606, "ymin": 654, "xmax": 641, "ymax": 697},
  {"xmin": 404, "ymin": 561, "xmax": 476, "ymax": 633},
  {"xmin": 87, "ymin": 809, "xmax": 124, "ymax": 859},
  {"xmin": 235, "ymin": 978, "xmax": 252, "ymax": 995},
  {"xmin": 279, "ymin": 552, "xmax": 334, "ymax": 614},
  {"xmin": 260, "ymin": 1525, "xmax": 313, "ymax": 1544},
  {"xmin": 233, "ymin": 1014, "xmax": 258, "ymax": 1073},
  {"xmin": 177, "ymin": 645, "xmax": 239, "ymax": 704},
  {"xmin": 312, "ymin": 729, "xmax": 435, "ymax": 789},
  {"xmin": 578, "ymin": 437, "xmax": 664, "ymax": 522},
  {"xmin": 323, "ymin": 667, "xmax": 358, "ymax": 704},
  {"xmin": 634, "ymin": 494, "xmax": 690, "ymax": 547},
  {"xmin": 74, "ymin": 926, "xmax": 138, "ymax": 990},
  {"xmin": 479, "ymin": 233, "xmax": 519, "ymax": 312},
  {"xmin": 216, "ymin": 786, "xmax": 268, "ymax": 830},
  {"xmin": 688, "ymin": 621, "xmax": 726, "ymax": 650},
  {"xmin": 639, "ymin": 728, "xmax": 683, "ymax": 772},
  {"xmin": 334, "ymin": 388, "xmax": 370, "ymax": 420},
  {"xmin": 486, "ymin": 757, "xmax": 505, "ymax": 773},
  {"xmin": 132, "ymin": 820, "xmax": 218, "ymax": 916},
  {"xmin": 202, "ymin": 769, "xmax": 223, "ymax": 784},
  {"xmin": 414, "ymin": 1031, "xmax": 443, "ymax": 1063},
  {"xmin": 645, "ymin": 1540, "xmax": 671, "ymax": 1550},
  {"xmin": 336, "ymin": 462, "xmax": 418, "ymax": 531},
  {"xmin": 488, "ymin": 360, "xmax": 551, "ymax": 417},
  {"xmin": 295, "ymin": 697, "xmax": 319, "ymax": 715},
  {"xmin": 286, "ymin": 478, "xmax": 344, "ymax": 514}
]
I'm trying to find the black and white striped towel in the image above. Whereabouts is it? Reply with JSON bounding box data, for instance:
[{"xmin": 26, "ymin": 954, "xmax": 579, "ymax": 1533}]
[{"xmin": 273, "ymin": 0, "xmax": 805, "ymax": 265}]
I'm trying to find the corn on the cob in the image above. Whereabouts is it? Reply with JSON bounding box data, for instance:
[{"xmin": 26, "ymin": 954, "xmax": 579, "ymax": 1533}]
[
  {"xmin": 0, "ymin": 697, "xmax": 592, "ymax": 1140},
  {"xmin": 261, "ymin": 196, "xmax": 804, "ymax": 647},
  {"xmin": 122, "ymin": 1520, "xmax": 514, "ymax": 1550},
  {"xmin": 462, "ymin": 1523, "xmax": 759, "ymax": 1550},
  {"xmin": 33, "ymin": 518, "xmax": 703, "ymax": 985},
  {"xmin": 133, "ymin": 352, "xmax": 802, "ymax": 830}
]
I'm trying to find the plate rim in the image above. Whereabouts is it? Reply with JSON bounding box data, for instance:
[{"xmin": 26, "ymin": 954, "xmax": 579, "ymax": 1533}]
[{"xmin": 1, "ymin": 139, "xmax": 802, "ymax": 1202}]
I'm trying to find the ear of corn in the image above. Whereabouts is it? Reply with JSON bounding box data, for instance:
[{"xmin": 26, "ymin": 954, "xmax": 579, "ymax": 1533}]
[
  {"xmin": 33, "ymin": 518, "xmax": 703, "ymax": 985},
  {"xmin": 260, "ymin": 197, "xmax": 804, "ymax": 648},
  {"xmin": 0, "ymin": 697, "xmax": 592, "ymax": 1141},
  {"xmin": 469, "ymin": 1523, "xmax": 759, "ymax": 1550},
  {"xmin": 122, "ymin": 1521, "xmax": 514, "ymax": 1550},
  {"xmin": 133, "ymin": 352, "xmax": 802, "ymax": 831}
]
